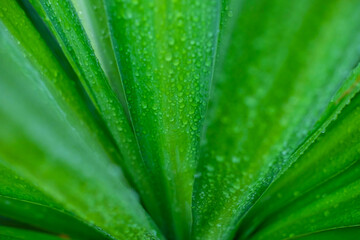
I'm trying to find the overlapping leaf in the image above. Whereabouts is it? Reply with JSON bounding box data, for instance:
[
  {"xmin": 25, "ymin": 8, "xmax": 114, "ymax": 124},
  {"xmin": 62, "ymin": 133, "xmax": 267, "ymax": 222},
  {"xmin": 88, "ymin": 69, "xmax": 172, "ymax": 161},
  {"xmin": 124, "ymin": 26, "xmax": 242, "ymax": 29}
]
[
  {"xmin": 192, "ymin": 0, "xmax": 360, "ymax": 239},
  {"xmin": 240, "ymin": 86, "xmax": 360, "ymax": 239},
  {"xmin": 1, "ymin": 0, "xmax": 360, "ymax": 240},
  {"xmin": 0, "ymin": 226, "xmax": 62, "ymax": 240},
  {"xmin": 70, "ymin": 0, "xmax": 129, "ymax": 114},
  {"xmin": 0, "ymin": 1, "xmax": 163, "ymax": 239},
  {"xmin": 105, "ymin": 0, "xmax": 221, "ymax": 238},
  {"xmin": 0, "ymin": 163, "xmax": 109, "ymax": 239},
  {"xmin": 293, "ymin": 227, "xmax": 360, "ymax": 240},
  {"xmin": 26, "ymin": 0, "xmax": 162, "ymax": 229},
  {"xmin": 239, "ymin": 70, "xmax": 360, "ymax": 239}
]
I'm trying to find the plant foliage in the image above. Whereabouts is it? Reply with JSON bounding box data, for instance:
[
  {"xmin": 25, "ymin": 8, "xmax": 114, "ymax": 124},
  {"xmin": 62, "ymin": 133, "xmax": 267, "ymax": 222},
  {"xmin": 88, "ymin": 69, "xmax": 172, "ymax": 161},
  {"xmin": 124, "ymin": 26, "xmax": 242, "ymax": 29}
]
[{"xmin": 1, "ymin": 0, "xmax": 360, "ymax": 239}]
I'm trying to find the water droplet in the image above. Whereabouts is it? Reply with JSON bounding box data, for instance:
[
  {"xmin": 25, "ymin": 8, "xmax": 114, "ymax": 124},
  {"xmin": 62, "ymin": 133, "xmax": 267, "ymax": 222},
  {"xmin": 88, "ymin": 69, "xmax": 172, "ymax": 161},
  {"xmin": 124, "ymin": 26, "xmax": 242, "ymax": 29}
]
[{"xmin": 165, "ymin": 52, "xmax": 172, "ymax": 61}]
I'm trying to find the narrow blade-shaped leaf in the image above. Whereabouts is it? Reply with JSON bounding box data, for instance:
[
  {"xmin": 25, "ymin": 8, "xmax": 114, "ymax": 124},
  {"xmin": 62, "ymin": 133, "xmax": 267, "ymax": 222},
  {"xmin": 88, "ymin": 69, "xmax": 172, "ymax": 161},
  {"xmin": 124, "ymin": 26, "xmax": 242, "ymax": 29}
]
[
  {"xmin": 192, "ymin": 0, "xmax": 360, "ymax": 239},
  {"xmin": 0, "ymin": 226, "xmax": 62, "ymax": 240},
  {"xmin": 27, "ymin": 0, "xmax": 161, "ymax": 224},
  {"xmin": 239, "ymin": 68, "xmax": 360, "ymax": 238},
  {"xmin": 105, "ymin": 0, "xmax": 221, "ymax": 238},
  {"xmin": 69, "ymin": 0, "xmax": 129, "ymax": 115},
  {"xmin": 0, "ymin": 163, "xmax": 111, "ymax": 239},
  {"xmin": 292, "ymin": 227, "xmax": 360, "ymax": 240},
  {"xmin": 0, "ymin": 2, "xmax": 163, "ymax": 239},
  {"xmin": 242, "ymin": 92, "xmax": 360, "ymax": 239}
]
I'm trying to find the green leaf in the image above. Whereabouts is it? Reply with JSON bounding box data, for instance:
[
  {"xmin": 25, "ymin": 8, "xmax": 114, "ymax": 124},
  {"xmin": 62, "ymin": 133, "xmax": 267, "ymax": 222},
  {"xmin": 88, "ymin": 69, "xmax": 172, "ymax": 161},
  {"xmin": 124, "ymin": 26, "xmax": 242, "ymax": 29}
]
[
  {"xmin": 3, "ymin": 0, "xmax": 121, "ymax": 166},
  {"xmin": 0, "ymin": 163, "xmax": 110, "ymax": 239},
  {"xmin": 239, "ymin": 70, "xmax": 360, "ymax": 239},
  {"xmin": 0, "ymin": 226, "xmax": 62, "ymax": 240},
  {"xmin": 2, "ymin": 1, "xmax": 360, "ymax": 240},
  {"xmin": 0, "ymin": 216, "xmax": 36, "ymax": 229},
  {"xmin": 104, "ymin": 0, "xmax": 221, "ymax": 238},
  {"xmin": 0, "ymin": 2, "xmax": 115, "ymax": 238},
  {"xmin": 240, "ymin": 92, "xmax": 360, "ymax": 239},
  {"xmin": 0, "ymin": 1, "xmax": 163, "ymax": 239},
  {"xmin": 250, "ymin": 164, "xmax": 360, "ymax": 239},
  {"xmin": 26, "ymin": 0, "xmax": 162, "ymax": 226},
  {"xmin": 69, "ymin": 0, "xmax": 129, "ymax": 115},
  {"xmin": 291, "ymin": 227, "xmax": 360, "ymax": 240},
  {"xmin": 192, "ymin": 0, "xmax": 360, "ymax": 239}
]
